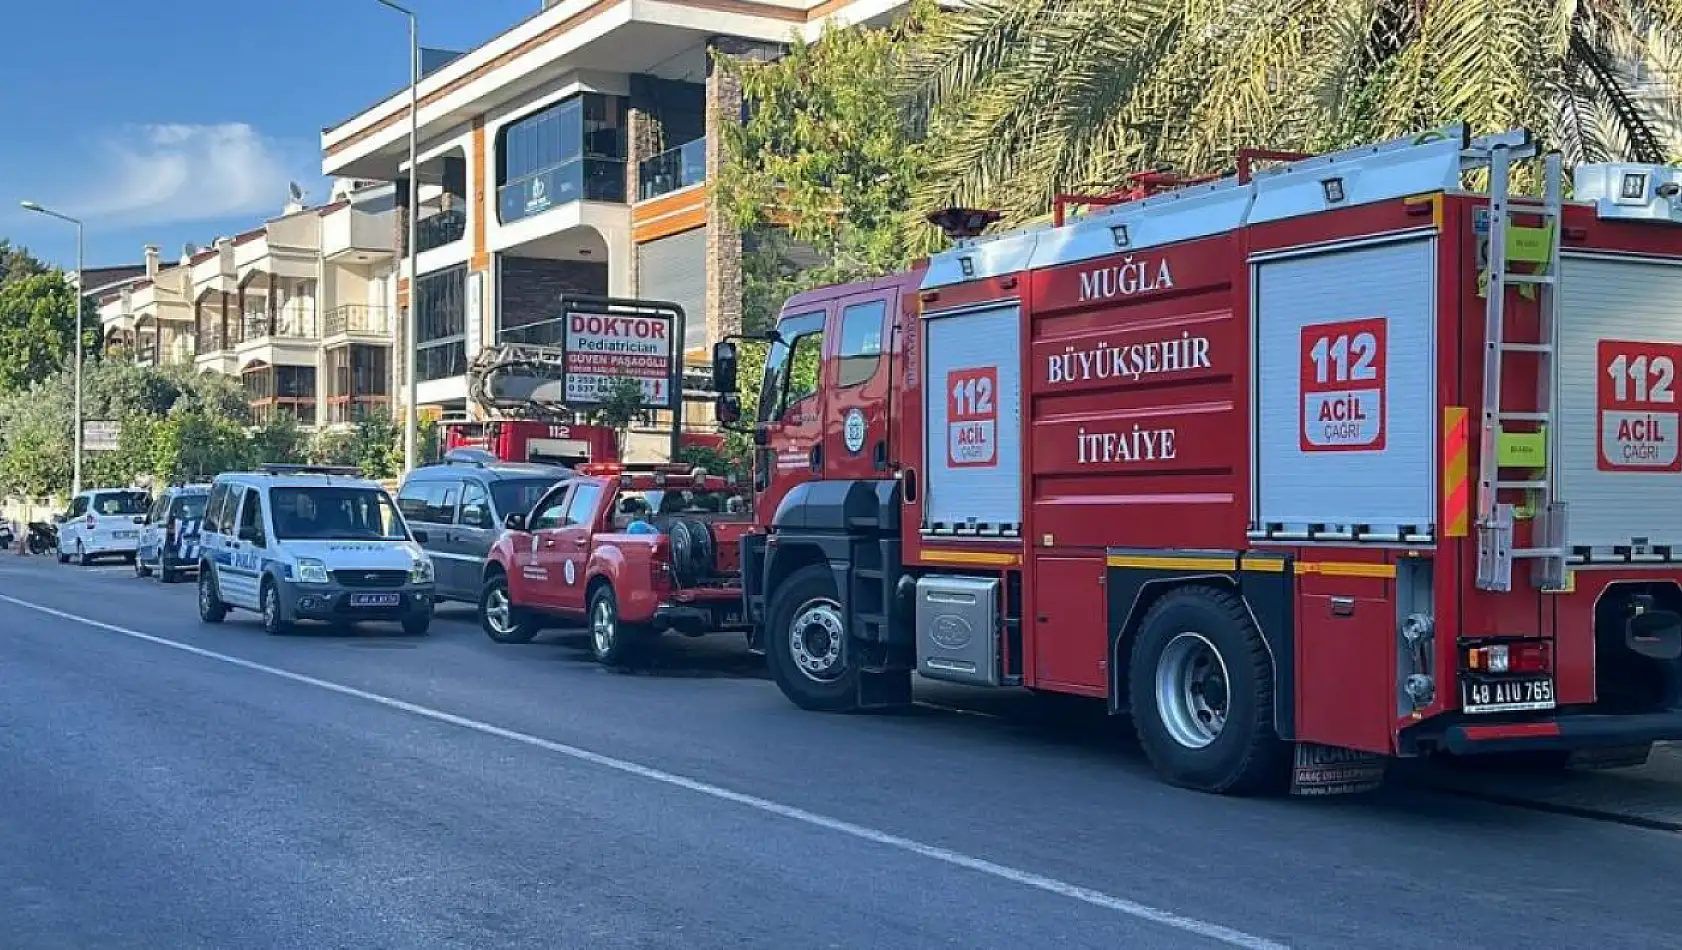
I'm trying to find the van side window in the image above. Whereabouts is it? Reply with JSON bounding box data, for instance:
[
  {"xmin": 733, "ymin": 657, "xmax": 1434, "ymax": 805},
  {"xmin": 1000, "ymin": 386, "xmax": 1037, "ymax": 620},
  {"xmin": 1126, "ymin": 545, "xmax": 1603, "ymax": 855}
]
[
  {"xmin": 238, "ymin": 490, "xmax": 266, "ymax": 544},
  {"xmin": 203, "ymin": 485, "xmax": 229, "ymax": 533},
  {"xmin": 837, "ymin": 299, "xmax": 886, "ymax": 388},
  {"xmin": 67, "ymin": 496, "xmax": 88, "ymax": 518}
]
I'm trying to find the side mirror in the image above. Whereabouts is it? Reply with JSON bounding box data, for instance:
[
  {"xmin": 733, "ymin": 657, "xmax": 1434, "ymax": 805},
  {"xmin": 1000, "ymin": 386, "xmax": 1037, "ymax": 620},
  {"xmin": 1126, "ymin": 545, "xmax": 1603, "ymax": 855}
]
[
  {"xmin": 51, "ymin": 514, "xmax": 64, "ymax": 524},
  {"xmin": 716, "ymin": 393, "xmax": 742, "ymax": 426},
  {"xmin": 411, "ymin": 529, "xmax": 430, "ymax": 545},
  {"xmin": 503, "ymin": 512, "xmax": 526, "ymax": 532},
  {"xmin": 712, "ymin": 340, "xmax": 739, "ymax": 394}
]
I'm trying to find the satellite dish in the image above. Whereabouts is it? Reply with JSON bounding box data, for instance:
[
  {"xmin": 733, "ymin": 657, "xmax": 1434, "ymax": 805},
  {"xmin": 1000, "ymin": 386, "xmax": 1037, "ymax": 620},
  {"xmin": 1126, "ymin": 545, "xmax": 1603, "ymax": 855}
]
[
  {"xmin": 183, "ymin": 242, "xmax": 199, "ymax": 257},
  {"xmin": 288, "ymin": 182, "xmax": 306, "ymax": 202}
]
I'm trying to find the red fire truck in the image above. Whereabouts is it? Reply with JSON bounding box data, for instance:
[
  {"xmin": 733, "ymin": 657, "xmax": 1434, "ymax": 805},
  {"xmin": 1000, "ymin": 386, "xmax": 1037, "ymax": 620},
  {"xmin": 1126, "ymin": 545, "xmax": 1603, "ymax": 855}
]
[
  {"xmin": 710, "ymin": 125, "xmax": 1682, "ymax": 796},
  {"xmin": 439, "ymin": 418, "xmax": 620, "ymax": 467}
]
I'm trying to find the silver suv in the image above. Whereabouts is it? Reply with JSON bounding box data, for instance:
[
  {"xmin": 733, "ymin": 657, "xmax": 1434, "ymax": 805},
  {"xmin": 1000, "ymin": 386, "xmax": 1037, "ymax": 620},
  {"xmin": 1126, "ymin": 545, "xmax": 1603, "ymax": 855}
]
[{"xmin": 396, "ymin": 451, "xmax": 572, "ymax": 604}]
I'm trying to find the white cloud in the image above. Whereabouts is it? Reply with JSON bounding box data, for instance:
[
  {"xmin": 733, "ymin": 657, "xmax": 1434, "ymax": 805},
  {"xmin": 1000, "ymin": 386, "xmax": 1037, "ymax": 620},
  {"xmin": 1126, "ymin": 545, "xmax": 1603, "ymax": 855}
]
[{"xmin": 64, "ymin": 123, "xmax": 313, "ymax": 226}]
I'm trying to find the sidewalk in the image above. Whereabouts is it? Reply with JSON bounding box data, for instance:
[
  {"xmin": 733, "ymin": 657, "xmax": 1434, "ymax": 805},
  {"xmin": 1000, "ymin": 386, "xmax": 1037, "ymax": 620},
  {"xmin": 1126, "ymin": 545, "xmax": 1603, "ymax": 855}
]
[{"xmin": 1404, "ymin": 742, "xmax": 1682, "ymax": 829}]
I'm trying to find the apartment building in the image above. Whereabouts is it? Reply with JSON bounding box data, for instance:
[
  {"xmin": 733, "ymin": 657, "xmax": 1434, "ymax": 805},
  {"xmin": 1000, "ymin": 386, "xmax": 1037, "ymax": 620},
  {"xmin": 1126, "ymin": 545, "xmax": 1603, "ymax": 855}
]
[
  {"xmin": 96, "ymin": 180, "xmax": 400, "ymax": 427},
  {"xmin": 319, "ymin": 0, "xmax": 911, "ymax": 428}
]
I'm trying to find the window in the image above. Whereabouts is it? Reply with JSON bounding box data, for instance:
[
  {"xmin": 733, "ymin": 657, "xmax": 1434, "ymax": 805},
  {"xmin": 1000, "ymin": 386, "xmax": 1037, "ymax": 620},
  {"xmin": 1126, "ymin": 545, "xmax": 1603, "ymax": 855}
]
[
  {"xmin": 171, "ymin": 494, "xmax": 208, "ymax": 522},
  {"xmin": 496, "ymin": 93, "xmax": 628, "ymax": 223},
  {"xmin": 415, "ymin": 266, "xmax": 467, "ymax": 383},
  {"xmin": 147, "ymin": 494, "xmax": 170, "ymax": 525},
  {"xmin": 66, "ymin": 496, "xmax": 88, "ymax": 518},
  {"xmin": 237, "ymin": 490, "xmax": 265, "ymax": 544},
  {"xmin": 837, "ymin": 299, "xmax": 886, "ymax": 388},
  {"xmin": 490, "ymin": 477, "xmax": 563, "ymax": 520},
  {"xmin": 398, "ymin": 482, "xmax": 459, "ymax": 524},
  {"xmin": 202, "ymin": 484, "xmax": 230, "ymax": 533},
  {"xmin": 759, "ymin": 311, "xmax": 825, "ymax": 423},
  {"xmin": 94, "ymin": 491, "xmax": 151, "ymax": 516},
  {"xmin": 562, "ymin": 483, "xmax": 603, "ymax": 527},
  {"xmin": 459, "ymin": 482, "xmax": 493, "ymax": 529},
  {"xmin": 529, "ymin": 488, "xmax": 572, "ymax": 530},
  {"xmin": 270, "ymin": 487, "xmax": 405, "ymax": 541}
]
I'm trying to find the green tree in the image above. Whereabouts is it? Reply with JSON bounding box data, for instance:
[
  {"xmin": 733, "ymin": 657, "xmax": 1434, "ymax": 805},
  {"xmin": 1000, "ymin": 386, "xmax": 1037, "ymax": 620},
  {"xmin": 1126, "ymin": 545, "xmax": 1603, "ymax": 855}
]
[
  {"xmin": 0, "ymin": 239, "xmax": 49, "ymax": 286},
  {"xmin": 898, "ymin": 0, "xmax": 1682, "ymax": 228},
  {"xmin": 0, "ymin": 271, "xmax": 91, "ymax": 394},
  {"xmin": 249, "ymin": 413, "xmax": 307, "ymax": 466},
  {"xmin": 714, "ymin": 1, "xmax": 935, "ymax": 330},
  {"xmin": 585, "ymin": 375, "xmax": 653, "ymax": 456}
]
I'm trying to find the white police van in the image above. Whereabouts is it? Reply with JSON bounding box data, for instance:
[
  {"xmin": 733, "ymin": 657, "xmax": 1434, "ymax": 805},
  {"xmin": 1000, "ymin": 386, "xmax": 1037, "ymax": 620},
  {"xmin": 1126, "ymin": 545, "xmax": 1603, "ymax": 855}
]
[
  {"xmin": 135, "ymin": 482, "xmax": 211, "ymax": 583},
  {"xmin": 196, "ymin": 464, "xmax": 436, "ymax": 635}
]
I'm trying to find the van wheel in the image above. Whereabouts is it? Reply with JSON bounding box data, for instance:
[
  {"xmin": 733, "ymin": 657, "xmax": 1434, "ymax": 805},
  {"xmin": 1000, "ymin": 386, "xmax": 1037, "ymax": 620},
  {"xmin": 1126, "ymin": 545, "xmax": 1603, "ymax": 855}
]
[
  {"xmin": 1128, "ymin": 585, "xmax": 1290, "ymax": 795},
  {"xmin": 134, "ymin": 557, "xmax": 152, "ymax": 579},
  {"xmin": 74, "ymin": 542, "xmax": 86, "ymax": 566},
  {"xmin": 589, "ymin": 585, "xmax": 650, "ymax": 666},
  {"xmin": 55, "ymin": 545, "xmax": 68, "ymax": 564},
  {"xmin": 261, "ymin": 580, "xmax": 291, "ymax": 636},
  {"xmin": 198, "ymin": 570, "xmax": 227, "ymax": 624},
  {"xmin": 159, "ymin": 565, "xmax": 180, "ymax": 584},
  {"xmin": 480, "ymin": 574, "xmax": 540, "ymax": 644},
  {"xmin": 766, "ymin": 564, "xmax": 859, "ymax": 712}
]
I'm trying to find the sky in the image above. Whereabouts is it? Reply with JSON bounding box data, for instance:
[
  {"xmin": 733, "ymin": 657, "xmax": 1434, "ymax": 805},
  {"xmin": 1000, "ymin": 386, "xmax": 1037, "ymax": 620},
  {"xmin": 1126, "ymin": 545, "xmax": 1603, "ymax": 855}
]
[{"xmin": 0, "ymin": 0, "xmax": 544, "ymax": 271}]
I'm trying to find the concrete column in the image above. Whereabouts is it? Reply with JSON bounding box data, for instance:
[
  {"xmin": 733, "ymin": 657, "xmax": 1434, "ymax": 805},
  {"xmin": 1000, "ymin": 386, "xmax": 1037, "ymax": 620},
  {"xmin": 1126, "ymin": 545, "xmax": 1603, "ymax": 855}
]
[{"xmin": 703, "ymin": 39, "xmax": 777, "ymax": 345}]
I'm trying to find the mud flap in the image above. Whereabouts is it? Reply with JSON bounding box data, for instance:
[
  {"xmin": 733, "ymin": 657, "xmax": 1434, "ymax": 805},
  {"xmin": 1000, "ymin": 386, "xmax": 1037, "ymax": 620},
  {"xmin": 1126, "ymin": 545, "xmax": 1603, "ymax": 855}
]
[
  {"xmin": 1569, "ymin": 743, "xmax": 1654, "ymax": 770},
  {"xmin": 1289, "ymin": 742, "xmax": 1387, "ymax": 796}
]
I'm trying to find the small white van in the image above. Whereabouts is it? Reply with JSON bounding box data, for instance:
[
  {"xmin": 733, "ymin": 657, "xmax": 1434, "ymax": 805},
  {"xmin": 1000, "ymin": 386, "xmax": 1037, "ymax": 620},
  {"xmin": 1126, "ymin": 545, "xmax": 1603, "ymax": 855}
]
[{"xmin": 56, "ymin": 488, "xmax": 152, "ymax": 565}]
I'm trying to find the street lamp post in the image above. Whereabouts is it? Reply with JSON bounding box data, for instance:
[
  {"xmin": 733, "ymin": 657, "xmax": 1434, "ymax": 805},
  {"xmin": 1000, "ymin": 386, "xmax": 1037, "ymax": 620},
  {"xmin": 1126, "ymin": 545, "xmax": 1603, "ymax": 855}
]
[
  {"xmin": 376, "ymin": 0, "xmax": 421, "ymax": 474},
  {"xmin": 20, "ymin": 201, "xmax": 85, "ymax": 497}
]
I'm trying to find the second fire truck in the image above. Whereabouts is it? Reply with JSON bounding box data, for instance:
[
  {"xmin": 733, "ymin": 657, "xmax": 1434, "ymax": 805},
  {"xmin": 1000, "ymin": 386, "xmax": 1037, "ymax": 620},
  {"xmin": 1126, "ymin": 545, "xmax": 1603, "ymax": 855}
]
[{"xmin": 712, "ymin": 124, "xmax": 1682, "ymax": 796}]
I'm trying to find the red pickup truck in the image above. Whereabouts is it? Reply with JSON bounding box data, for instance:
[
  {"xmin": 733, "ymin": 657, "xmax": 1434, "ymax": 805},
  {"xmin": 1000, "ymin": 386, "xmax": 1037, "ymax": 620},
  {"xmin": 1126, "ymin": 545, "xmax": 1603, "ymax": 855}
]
[{"xmin": 479, "ymin": 463, "xmax": 754, "ymax": 664}]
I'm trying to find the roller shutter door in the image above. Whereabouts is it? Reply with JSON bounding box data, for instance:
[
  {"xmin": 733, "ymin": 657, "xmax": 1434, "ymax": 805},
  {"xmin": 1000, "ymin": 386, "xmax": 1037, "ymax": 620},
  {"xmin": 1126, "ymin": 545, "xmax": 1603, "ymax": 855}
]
[{"xmin": 636, "ymin": 227, "xmax": 708, "ymax": 357}]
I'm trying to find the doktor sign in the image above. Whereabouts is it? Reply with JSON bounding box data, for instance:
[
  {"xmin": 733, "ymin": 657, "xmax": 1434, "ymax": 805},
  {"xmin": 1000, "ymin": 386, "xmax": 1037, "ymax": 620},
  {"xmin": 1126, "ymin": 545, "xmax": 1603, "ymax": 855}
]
[{"xmin": 561, "ymin": 303, "xmax": 679, "ymax": 410}]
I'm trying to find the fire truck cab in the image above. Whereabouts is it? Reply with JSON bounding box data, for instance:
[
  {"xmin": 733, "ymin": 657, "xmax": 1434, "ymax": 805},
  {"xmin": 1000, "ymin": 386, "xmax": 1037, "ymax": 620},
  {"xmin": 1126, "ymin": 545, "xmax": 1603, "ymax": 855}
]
[{"xmin": 715, "ymin": 125, "xmax": 1682, "ymax": 796}]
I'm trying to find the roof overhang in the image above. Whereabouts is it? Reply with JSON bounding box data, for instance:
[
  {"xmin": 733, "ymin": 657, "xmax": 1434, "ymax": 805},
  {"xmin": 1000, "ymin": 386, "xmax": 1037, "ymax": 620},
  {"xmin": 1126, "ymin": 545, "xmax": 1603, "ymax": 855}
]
[{"xmin": 322, "ymin": 0, "xmax": 912, "ymax": 180}]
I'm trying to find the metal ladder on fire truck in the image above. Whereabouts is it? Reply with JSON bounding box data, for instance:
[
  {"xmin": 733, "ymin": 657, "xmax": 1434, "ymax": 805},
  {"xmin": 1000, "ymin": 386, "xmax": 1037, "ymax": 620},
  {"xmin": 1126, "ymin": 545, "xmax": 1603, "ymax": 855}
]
[{"xmin": 1471, "ymin": 134, "xmax": 1568, "ymax": 593}]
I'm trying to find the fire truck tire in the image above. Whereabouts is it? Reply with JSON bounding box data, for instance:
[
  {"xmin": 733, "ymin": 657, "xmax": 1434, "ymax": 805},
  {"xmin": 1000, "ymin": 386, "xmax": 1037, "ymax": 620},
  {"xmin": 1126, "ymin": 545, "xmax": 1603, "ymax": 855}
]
[
  {"xmin": 1128, "ymin": 585, "xmax": 1289, "ymax": 795},
  {"xmin": 480, "ymin": 573, "xmax": 541, "ymax": 644},
  {"xmin": 767, "ymin": 564, "xmax": 859, "ymax": 713}
]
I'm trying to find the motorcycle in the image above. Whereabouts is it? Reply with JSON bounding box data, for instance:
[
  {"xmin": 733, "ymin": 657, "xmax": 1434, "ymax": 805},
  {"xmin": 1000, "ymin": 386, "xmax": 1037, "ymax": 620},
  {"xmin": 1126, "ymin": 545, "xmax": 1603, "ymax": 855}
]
[
  {"xmin": 0, "ymin": 523, "xmax": 12, "ymax": 551},
  {"xmin": 26, "ymin": 521, "xmax": 57, "ymax": 556}
]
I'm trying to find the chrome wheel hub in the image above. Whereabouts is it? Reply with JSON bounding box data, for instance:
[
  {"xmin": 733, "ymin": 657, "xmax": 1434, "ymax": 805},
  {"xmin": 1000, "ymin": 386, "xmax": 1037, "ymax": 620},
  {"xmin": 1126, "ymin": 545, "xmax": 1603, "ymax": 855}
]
[
  {"xmin": 485, "ymin": 587, "xmax": 513, "ymax": 634},
  {"xmin": 592, "ymin": 599, "xmax": 616, "ymax": 655},
  {"xmin": 1155, "ymin": 632, "xmax": 1231, "ymax": 749},
  {"xmin": 788, "ymin": 598, "xmax": 845, "ymax": 683}
]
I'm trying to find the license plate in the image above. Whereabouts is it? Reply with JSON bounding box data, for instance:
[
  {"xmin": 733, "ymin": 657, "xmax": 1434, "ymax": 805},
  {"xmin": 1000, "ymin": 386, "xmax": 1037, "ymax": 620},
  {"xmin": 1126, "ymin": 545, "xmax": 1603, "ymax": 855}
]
[
  {"xmin": 113, "ymin": 531, "xmax": 137, "ymax": 539},
  {"xmin": 1462, "ymin": 676, "xmax": 1556, "ymax": 714},
  {"xmin": 348, "ymin": 593, "xmax": 401, "ymax": 607}
]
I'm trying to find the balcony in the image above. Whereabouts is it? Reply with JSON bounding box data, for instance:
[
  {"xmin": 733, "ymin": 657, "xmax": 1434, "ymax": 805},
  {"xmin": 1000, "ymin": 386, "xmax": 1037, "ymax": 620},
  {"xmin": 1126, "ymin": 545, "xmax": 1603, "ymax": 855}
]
[
  {"xmin": 498, "ymin": 158, "xmax": 626, "ymax": 223},
  {"xmin": 322, "ymin": 202, "xmax": 394, "ymax": 261},
  {"xmin": 498, "ymin": 315, "xmax": 567, "ymax": 348},
  {"xmin": 417, "ymin": 209, "xmax": 467, "ymax": 253},
  {"xmin": 196, "ymin": 326, "xmax": 235, "ymax": 354},
  {"xmin": 638, "ymin": 138, "xmax": 706, "ymax": 202},
  {"xmin": 241, "ymin": 308, "xmax": 319, "ymax": 344},
  {"xmin": 324, "ymin": 304, "xmax": 392, "ymax": 339}
]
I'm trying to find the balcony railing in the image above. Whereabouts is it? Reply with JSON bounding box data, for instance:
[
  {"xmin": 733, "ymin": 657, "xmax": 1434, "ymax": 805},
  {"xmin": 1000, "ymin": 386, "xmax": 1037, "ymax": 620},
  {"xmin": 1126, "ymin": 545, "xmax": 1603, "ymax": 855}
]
[
  {"xmin": 498, "ymin": 158, "xmax": 627, "ymax": 223},
  {"xmin": 241, "ymin": 309, "xmax": 319, "ymax": 343},
  {"xmin": 325, "ymin": 396, "xmax": 392, "ymax": 426},
  {"xmin": 638, "ymin": 138, "xmax": 706, "ymax": 202},
  {"xmin": 324, "ymin": 304, "xmax": 391, "ymax": 338},
  {"xmin": 498, "ymin": 316, "xmax": 567, "ymax": 347},
  {"xmin": 417, "ymin": 209, "xmax": 467, "ymax": 253},
  {"xmin": 196, "ymin": 328, "xmax": 234, "ymax": 354}
]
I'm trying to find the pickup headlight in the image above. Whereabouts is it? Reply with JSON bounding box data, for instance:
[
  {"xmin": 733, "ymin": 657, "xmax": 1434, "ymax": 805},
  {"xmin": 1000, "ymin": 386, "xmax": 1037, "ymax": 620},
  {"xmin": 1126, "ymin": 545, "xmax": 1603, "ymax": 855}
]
[
  {"xmin": 296, "ymin": 558, "xmax": 331, "ymax": 585},
  {"xmin": 409, "ymin": 557, "xmax": 435, "ymax": 585}
]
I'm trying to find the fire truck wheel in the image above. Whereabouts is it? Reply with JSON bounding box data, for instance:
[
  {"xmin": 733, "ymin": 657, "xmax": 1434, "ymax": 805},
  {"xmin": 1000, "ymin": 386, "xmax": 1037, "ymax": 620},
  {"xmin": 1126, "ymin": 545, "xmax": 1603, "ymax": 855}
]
[
  {"xmin": 767, "ymin": 564, "xmax": 858, "ymax": 712},
  {"xmin": 1128, "ymin": 585, "xmax": 1289, "ymax": 795},
  {"xmin": 480, "ymin": 573, "xmax": 541, "ymax": 644}
]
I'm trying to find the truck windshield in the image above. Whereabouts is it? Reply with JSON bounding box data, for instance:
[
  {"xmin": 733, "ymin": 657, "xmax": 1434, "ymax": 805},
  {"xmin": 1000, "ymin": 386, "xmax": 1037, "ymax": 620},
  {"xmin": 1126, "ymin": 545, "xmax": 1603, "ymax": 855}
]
[
  {"xmin": 759, "ymin": 311, "xmax": 825, "ymax": 423},
  {"xmin": 270, "ymin": 487, "xmax": 407, "ymax": 541},
  {"xmin": 491, "ymin": 478, "xmax": 564, "ymax": 518}
]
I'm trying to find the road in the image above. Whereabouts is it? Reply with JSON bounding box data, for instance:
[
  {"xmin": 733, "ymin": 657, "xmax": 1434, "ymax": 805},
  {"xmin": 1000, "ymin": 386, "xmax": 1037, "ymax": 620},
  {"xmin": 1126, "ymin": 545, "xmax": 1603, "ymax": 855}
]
[{"xmin": 2, "ymin": 554, "xmax": 1679, "ymax": 950}]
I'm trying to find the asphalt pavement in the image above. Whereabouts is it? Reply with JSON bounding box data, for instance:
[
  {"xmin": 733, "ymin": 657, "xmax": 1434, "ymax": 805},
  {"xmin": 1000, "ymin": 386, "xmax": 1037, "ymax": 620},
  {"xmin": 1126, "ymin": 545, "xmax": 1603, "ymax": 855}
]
[{"xmin": 3, "ymin": 553, "xmax": 1681, "ymax": 950}]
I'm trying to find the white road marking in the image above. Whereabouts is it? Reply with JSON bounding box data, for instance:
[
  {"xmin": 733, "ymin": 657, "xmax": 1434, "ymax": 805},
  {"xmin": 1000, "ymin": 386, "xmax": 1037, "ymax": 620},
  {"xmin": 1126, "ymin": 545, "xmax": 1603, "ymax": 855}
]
[{"xmin": 0, "ymin": 592, "xmax": 1290, "ymax": 950}]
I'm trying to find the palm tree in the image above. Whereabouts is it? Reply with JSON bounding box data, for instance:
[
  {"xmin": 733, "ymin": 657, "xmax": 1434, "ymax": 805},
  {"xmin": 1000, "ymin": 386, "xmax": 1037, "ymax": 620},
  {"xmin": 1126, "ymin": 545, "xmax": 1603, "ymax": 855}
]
[{"xmin": 897, "ymin": 0, "xmax": 1682, "ymax": 231}]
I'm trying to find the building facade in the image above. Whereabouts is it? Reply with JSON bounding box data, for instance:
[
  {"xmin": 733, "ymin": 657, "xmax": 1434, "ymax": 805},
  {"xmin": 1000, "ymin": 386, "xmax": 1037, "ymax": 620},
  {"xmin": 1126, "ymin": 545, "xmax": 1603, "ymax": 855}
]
[
  {"xmin": 96, "ymin": 180, "xmax": 400, "ymax": 428},
  {"xmin": 319, "ymin": 0, "xmax": 910, "ymax": 435}
]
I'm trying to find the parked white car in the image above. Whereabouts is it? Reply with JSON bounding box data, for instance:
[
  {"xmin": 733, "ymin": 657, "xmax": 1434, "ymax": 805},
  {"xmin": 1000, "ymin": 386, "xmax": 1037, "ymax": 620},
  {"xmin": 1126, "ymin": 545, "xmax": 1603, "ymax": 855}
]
[{"xmin": 56, "ymin": 488, "xmax": 152, "ymax": 565}]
